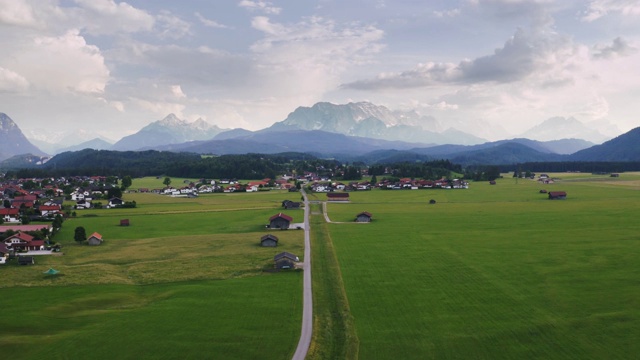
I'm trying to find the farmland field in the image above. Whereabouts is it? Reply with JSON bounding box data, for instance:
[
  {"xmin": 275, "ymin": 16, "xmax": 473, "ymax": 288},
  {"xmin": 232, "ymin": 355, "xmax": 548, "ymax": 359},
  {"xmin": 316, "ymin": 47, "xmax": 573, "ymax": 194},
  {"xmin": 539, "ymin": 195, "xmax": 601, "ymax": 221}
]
[
  {"xmin": 0, "ymin": 185, "xmax": 304, "ymax": 360},
  {"xmin": 322, "ymin": 173, "xmax": 640, "ymax": 359}
]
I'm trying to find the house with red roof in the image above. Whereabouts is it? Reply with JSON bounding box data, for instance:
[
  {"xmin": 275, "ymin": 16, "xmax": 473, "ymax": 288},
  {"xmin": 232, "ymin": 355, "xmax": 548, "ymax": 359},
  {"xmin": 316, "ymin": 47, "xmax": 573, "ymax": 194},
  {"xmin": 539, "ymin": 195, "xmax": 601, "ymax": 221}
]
[
  {"xmin": 3, "ymin": 232, "xmax": 45, "ymax": 251},
  {"xmin": 269, "ymin": 213, "xmax": 293, "ymax": 229},
  {"xmin": 87, "ymin": 232, "xmax": 103, "ymax": 246},
  {"xmin": 0, "ymin": 208, "xmax": 20, "ymax": 223}
]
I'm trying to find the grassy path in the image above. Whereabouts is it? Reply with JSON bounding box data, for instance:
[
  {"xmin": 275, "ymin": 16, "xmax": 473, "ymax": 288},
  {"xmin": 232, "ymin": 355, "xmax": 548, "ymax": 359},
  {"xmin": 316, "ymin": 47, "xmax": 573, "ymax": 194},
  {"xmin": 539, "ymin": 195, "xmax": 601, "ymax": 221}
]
[{"xmin": 306, "ymin": 202, "xmax": 359, "ymax": 360}]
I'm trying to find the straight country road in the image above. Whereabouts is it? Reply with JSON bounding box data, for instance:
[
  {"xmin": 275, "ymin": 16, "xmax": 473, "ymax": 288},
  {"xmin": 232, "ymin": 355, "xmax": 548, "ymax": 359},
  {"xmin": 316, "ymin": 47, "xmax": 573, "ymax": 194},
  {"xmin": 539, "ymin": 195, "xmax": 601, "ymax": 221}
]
[{"xmin": 292, "ymin": 188, "xmax": 312, "ymax": 360}]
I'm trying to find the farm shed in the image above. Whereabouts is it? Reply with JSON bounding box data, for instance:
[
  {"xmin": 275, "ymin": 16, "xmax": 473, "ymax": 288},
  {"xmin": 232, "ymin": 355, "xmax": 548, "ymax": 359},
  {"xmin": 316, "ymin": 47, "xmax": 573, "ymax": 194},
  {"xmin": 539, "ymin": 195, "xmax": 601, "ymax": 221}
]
[
  {"xmin": 548, "ymin": 191, "xmax": 567, "ymax": 200},
  {"xmin": 274, "ymin": 252, "xmax": 299, "ymax": 269},
  {"xmin": 260, "ymin": 234, "xmax": 279, "ymax": 247},
  {"xmin": 120, "ymin": 219, "xmax": 130, "ymax": 226},
  {"xmin": 327, "ymin": 192, "xmax": 350, "ymax": 201},
  {"xmin": 285, "ymin": 201, "xmax": 301, "ymax": 209},
  {"xmin": 269, "ymin": 213, "xmax": 293, "ymax": 229},
  {"xmin": 355, "ymin": 212, "xmax": 373, "ymax": 223},
  {"xmin": 87, "ymin": 232, "xmax": 104, "ymax": 246},
  {"xmin": 18, "ymin": 256, "xmax": 35, "ymax": 265}
]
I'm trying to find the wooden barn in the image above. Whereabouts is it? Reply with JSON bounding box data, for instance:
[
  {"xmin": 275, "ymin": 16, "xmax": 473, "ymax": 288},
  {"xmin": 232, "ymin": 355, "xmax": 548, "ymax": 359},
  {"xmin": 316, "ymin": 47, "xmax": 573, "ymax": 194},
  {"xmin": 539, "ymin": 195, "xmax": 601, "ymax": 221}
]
[
  {"xmin": 18, "ymin": 256, "xmax": 34, "ymax": 265},
  {"xmin": 548, "ymin": 191, "xmax": 567, "ymax": 200},
  {"xmin": 327, "ymin": 192, "xmax": 350, "ymax": 201},
  {"xmin": 274, "ymin": 252, "xmax": 299, "ymax": 269},
  {"xmin": 260, "ymin": 234, "xmax": 279, "ymax": 247},
  {"xmin": 120, "ymin": 219, "xmax": 130, "ymax": 226},
  {"xmin": 87, "ymin": 232, "xmax": 104, "ymax": 246},
  {"xmin": 355, "ymin": 211, "xmax": 373, "ymax": 223},
  {"xmin": 269, "ymin": 213, "xmax": 293, "ymax": 229}
]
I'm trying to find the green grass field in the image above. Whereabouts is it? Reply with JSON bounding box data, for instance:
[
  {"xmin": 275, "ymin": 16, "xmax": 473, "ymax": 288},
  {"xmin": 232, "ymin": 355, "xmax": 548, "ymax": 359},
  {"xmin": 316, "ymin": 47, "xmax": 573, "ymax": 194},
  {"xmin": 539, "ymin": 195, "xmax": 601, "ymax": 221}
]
[
  {"xmin": 0, "ymin": 184, "xmax": 304, "ymax": 359},
  {"xmin": 322, "ymin": 173, "xmax": 640, "ymax": 359},
  {"xmin": 4, "ymin": 174, "xmax": 640, "ymax": 359}
]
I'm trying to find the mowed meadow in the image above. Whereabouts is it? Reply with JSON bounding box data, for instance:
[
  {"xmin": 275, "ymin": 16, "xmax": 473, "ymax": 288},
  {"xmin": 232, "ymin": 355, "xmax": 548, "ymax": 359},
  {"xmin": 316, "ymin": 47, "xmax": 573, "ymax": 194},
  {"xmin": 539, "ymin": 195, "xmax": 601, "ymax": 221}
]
[
  {"xmin": 0, "ymin": 179, "xmax": 305, "ymax": 360},
  {"xmin": 323, "ymin": 173, "xmax": 640, "ymax": 359}
]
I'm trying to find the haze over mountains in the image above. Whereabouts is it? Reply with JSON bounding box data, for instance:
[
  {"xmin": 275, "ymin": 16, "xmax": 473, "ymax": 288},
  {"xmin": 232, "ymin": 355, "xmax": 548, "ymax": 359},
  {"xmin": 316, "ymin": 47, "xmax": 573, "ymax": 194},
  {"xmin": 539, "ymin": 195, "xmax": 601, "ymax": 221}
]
[{"xmin": 0, "ymin": 100, "xmax": 636, "ymax": 167}]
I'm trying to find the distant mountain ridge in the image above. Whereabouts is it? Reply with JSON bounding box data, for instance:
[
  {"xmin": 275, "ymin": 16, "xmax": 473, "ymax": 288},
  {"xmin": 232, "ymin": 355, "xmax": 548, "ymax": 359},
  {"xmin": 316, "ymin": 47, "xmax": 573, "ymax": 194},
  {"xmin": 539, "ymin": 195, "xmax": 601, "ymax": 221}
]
[
  {"xmin": 568, "ymin": 127, "xmax": 640, "ymax": 161},
  {"xmin": 0, "ymin": 113, "xmax": 46, "ymax": 160},
  {"xmin": 519, "ymin": 116, "xmax": 610, "ymax": 144},
  {"xmin": 111, "ymin": 114, "xmax": 225, "ymax": 151},
  {"xmin": 267, "ymin": 102, "xmax": 487, "ymax": 145},
  {"xmin": 57, "ymin": 138, "xmax": 113, "ymax": 153}
]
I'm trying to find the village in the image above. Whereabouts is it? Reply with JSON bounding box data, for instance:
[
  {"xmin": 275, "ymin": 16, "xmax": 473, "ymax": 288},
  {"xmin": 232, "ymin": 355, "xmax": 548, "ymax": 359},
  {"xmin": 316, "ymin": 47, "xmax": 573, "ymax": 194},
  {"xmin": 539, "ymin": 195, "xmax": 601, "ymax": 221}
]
[
  {"xmin": 0, "ymin": 168, "xmax": 477, "ymax": 268},
  {"xmin": 0, "ymin": 168, "xmax": 578, "ymax": 270}
]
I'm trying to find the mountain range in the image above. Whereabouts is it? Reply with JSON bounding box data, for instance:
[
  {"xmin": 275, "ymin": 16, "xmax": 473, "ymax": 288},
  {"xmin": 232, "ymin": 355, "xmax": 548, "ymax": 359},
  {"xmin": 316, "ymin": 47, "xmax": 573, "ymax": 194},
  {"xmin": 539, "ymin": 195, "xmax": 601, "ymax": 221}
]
[{"xmin": 0, "ymin": 101, "xmax": 637, "ymax": 168}]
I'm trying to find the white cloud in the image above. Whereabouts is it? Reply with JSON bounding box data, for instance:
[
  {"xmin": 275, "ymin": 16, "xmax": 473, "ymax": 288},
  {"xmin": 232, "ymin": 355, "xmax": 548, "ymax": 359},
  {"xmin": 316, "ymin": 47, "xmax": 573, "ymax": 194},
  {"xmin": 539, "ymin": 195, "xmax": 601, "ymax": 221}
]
[
  {"xmin": 343, "ymin": 27, "xmax": 576, "ymax": 89},
  {"xmin": 238, "ymin": 0, "xmax": 282, "ymax": 15},
  {"xmin": 110, "ymin": 101, "xmax": 124, "ymax": 112},
  {"xmin": 434, "ymin": 8, "xmax": 461, "ymax": 18},
  {"xmin": 582, "ymin": 0, "xmax": 640, "ymax": 21},
  {"xmin": 249, "ymin": 16, "xmax": 384, "ymax": 100},
  {"xmin": 593, "ymin": 37, "xmax": 637, "ymax": 59},
  {"xmin": 251, "ymin": 16, "xmax": 287, "ymax": 36},
  {"xmin": 9, "ymin": 29, "xmax": 110, "ymax": 94},
  {"xmin": 73, "ymin": 0, "xmax": 155, "ymax": 34},
  {"xmin": 0, "ymin": 67, "xmax": 30, "ymax": 92},
  {"xmin": 172, "ymin": 85, "xmax": 187, "ymax": 98},
  {"xmin": 195, "ymin": 12, "xmax": 229, "ymax": 29},
  {"xmin": 0, "ymin": 0, "xmax": 39, "ymax": 27},
  {"xmin": 132, "ymin": 98, "xmax": 186, "ymax": 119},
  {"xmin": 156, "ymin": 10, "xmax": 191, "ymax": 39}
]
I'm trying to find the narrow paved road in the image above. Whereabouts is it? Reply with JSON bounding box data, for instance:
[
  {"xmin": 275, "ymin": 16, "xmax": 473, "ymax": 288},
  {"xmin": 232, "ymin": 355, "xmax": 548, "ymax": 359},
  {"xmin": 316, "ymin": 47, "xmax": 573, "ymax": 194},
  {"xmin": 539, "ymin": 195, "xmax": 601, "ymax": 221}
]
[{"xmin": 292, "ymin": 188, "xmax": 312, "ymax": 360}]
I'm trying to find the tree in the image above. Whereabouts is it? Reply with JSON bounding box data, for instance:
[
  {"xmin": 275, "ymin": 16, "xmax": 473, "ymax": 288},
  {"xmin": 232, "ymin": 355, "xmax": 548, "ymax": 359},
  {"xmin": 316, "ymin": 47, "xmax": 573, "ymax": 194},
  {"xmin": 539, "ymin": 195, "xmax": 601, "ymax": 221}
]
[
  {"xmin": 52, "ymin": 214, "xmax": 63, "ymax": 232},
  {"xmin": 3, "ymin": 199, "xmax": 10, "ymax": 208},
  {"xmin": 371, "ymin": 174, "xmax": 378, "ymax": 185},
  {"xmin": 486, "ymin": 166, "xmax": 501, "ymax": 181},
  {"xmin": 74, "ymin": 226, "xmax": 87, "ymax": 243},
  {"xmin": 21, "ymin": 215, "xmax": 30, "ymax": 225},
  {"xmin": 108, "ymin": 187, "xmax": 123, "ymax": 199},
  {"xmin": 121, "ymin": 175, "xmax": 133, "ymax": 190},
  {"xmin": 163, "ymin": 177, "xmax": 172, "ymax": 187}
]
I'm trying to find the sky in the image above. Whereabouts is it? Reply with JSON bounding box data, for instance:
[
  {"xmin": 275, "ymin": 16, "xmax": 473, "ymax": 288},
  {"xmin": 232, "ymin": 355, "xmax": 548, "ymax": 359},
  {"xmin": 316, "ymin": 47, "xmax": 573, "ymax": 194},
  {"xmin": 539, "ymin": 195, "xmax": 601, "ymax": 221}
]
[{"xmin": 0, "ymin": 0, "xmax": 639, "ymax": 143}]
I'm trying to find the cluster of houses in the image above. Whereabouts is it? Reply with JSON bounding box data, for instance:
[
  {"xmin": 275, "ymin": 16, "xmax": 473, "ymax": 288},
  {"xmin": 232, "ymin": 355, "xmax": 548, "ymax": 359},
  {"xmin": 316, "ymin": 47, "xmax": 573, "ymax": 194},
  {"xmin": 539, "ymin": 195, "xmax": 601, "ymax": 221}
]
[
  {"xmin": 0, "ymin": 195, "xmax": 63, "ymax": 223},
  {"xmin": 138, "ymin": 178, "xmax": 297, "ymax": 197},
  {"xmin": 0, "ymin": 224, "xmax": 58, "ymax": 265},
  {"xmin": 309, "ymin": 178, "xmax": 469, "ymax": 192}
]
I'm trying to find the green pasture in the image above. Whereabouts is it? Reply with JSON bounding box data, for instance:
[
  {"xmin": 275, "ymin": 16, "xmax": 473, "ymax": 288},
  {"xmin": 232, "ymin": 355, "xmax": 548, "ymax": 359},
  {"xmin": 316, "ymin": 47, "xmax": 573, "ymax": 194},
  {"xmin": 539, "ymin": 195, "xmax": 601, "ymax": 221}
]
[
  {"xmin": 323, "ymin": 173, "xmax": 640, "ymax": 359},
  {"xmin": 1, "ymin": 189, "xmax": 304, "ymax": 359},
  {"xmin": 0, "ymin": 275, "xmax": 301, "ymax": 360}
]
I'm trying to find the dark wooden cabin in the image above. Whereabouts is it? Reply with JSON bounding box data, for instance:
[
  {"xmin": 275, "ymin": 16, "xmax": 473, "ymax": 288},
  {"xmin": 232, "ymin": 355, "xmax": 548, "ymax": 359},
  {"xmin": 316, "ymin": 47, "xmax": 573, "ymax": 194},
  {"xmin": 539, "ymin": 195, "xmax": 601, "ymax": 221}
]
[
  {"xmin": 261, "ymin": 234, "xmax": 279, "ymax": 247},
  {"xmin": 355, "ymin": 211, "xmax": 372, "ymax": 223},
  {"xmin": 274, "ymin": 252, "xmax": 299, "ymax": 269},
  {"xmin": 548, "ymin": 191, "xmax": 567, "ymax": 200}
]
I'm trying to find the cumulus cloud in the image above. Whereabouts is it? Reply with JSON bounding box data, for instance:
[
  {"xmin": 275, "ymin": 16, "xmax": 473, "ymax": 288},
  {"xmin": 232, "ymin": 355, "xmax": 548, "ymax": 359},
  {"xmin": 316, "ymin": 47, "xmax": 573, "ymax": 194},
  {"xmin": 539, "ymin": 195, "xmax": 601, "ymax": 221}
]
[
  {"xmin": 582, "ymin": 0, "xmax": 640, "ymax": 21},
  {"xmin": 239, "ymin": 0, "xmax": 282, "ymax": 15},
  {"xmin": 11, "ymin": 29, "xmax": 110, "ymax": 94},
  {"xmin": 0, "ymin": 67, "xmax": 30, "ymax": 92},
  {"xmin": 343, "ymin": 27, "xmax": 575, "ymax": 89},
  {"xmin": 593, "ymin": 37, "xmax": 637, "ymax": 59}
]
